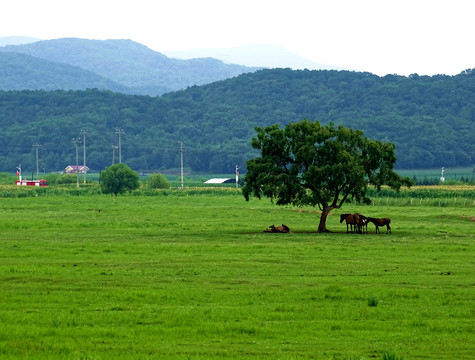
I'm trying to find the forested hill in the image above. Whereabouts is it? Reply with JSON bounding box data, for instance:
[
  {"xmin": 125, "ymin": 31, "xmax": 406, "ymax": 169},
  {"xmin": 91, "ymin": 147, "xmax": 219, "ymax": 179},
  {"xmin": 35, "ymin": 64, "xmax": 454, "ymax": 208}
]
[
  {"xmin": 0, "ymin": 38, "xmax": 260, "ymax": 96},
  {"xmin": 0, "ymin": 52, "xmax": 130, "ymax": 92},
  {"xmin": 0, "ymin": 68, "xmax": 473, "ymax": 174}
]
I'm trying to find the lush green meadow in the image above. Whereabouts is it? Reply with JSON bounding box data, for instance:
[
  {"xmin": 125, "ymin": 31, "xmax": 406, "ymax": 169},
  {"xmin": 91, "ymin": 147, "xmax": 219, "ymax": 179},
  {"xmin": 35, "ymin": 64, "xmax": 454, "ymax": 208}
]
[{"xmin": 0, "ymin": 187, "xmax": 473, "ymax": 359}]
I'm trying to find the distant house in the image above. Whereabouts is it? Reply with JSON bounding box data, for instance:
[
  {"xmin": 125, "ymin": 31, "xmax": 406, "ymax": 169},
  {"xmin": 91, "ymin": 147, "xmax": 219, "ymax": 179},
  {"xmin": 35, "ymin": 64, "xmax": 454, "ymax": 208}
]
[{"xmin": 65, "ymin": 165, "xmax": 90, "ymax": 174}]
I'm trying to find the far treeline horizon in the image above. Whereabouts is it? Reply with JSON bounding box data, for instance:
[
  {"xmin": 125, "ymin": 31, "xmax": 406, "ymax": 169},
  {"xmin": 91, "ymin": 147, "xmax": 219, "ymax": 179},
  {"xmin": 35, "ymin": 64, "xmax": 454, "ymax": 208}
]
[{"xmin": 0, "ymin": 68, "xmax": 473, "ymax": 174}]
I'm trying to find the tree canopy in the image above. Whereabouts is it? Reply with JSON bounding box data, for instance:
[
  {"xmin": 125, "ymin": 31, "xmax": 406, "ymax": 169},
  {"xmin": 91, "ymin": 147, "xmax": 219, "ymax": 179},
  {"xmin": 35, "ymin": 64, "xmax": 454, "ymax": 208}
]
[
  {"xmin": 100, "ymin": 163, "xmax": 139, "ymax": 196},
  {"xmin": 242, "ymin": 120, "xmax": 413, "ymax": 232},
  {"xmin": 147, "ymin": 173, "xmax": 171, "ymax": 189}
]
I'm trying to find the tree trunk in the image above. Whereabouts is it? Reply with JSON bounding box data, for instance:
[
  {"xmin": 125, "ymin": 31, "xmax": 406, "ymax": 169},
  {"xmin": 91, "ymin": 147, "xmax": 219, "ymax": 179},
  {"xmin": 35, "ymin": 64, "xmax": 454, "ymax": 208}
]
[{"xmin": 317, "ymin": 207, "xmax": 333, "ymax": 233}]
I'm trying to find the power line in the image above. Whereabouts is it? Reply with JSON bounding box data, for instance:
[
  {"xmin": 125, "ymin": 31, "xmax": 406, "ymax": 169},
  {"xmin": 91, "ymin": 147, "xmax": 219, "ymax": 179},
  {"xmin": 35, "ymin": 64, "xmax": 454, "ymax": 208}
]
[
  {"xmin": 80, "ymin": 129, "xmax": 88, "ymax": 184},
  {"xmin": 179, "ymin": 141, "xmax": 184, "ymax": 189},
  {"xmin": 115, "ymin": 128, "xmax": 124, "ymax": 163},
  {"xmin": 72, "ymin": 137, "xmax": 81, "ymax": 188},
  {"xmin": 111, "ymin": 145, "xmax": 118, "ymax": 165},
  {"xmin": 32, "ymin": 143, "xmax": 41, "ymax": 179}
]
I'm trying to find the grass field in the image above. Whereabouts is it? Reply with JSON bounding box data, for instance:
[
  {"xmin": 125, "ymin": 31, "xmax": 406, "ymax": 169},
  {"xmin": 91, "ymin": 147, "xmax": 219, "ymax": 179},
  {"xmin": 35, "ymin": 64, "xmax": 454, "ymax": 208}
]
[{"xmin": 0, "ymin": 189, "xmax": 473, "ymax": 359}]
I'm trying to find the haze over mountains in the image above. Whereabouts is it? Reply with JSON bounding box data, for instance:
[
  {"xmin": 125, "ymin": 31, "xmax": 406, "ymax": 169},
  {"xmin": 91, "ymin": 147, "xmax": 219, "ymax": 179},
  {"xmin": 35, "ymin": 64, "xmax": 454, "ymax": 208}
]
[
  {"xmin": 0, "ymin": 37, "xmax": 262, "ymax": 95},
  {"xmin": 0, "ymin": 36, "xmax": 40, "ymax": 47},
  {"xmin": 163, "ymin": 44, "xmax": 345, "ymax": 71},
  {"xmin": 0, "ymin": 51, "xmax": 130, "ymax": 92},
  {"xmin": 0, "ymin": 37, "xmax": 344, "ymax": 96}
]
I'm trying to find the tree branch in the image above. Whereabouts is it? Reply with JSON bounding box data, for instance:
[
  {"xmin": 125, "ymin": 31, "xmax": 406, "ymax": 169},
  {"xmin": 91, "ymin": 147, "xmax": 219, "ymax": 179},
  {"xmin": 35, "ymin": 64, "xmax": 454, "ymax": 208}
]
[{"xmin": 336, "ymin": 185, "xmax": 355, "ymax": 209}]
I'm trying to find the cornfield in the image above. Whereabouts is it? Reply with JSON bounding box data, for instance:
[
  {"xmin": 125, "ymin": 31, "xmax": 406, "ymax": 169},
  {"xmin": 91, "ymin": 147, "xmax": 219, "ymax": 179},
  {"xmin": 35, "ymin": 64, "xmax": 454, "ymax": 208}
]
[
  {"xmin": 1, "ymin": 184, "xmax": 474, "ymax": 207},
  {"xmin": 366, "ymin": 185, "xmax": 475, "ymax": 206}
]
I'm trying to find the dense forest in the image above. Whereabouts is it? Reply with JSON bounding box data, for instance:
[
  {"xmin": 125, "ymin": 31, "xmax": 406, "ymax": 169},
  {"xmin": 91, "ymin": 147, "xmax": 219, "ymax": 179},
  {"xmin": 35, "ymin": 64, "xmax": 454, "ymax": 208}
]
[{"xmin": 0, "ymin": 68, "xmax": 473, "ymax": 174}]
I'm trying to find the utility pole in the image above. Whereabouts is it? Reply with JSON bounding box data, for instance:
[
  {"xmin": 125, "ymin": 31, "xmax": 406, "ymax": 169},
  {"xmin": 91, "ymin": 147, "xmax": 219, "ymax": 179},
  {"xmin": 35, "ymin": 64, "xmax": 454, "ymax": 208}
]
[
  {"xmin": 72, "ymin": 138, "xmax": 81, "ymax": 188},
  {"xmin": 80, "ymin": 129, "xmax": 88, "ymax": 184},
  {"xmin": 179, "ymin": 141, "xmax": 184, "ymax": 189},
  {"xmin": 235, "ymin": 165, "xmax": 239, "ymax": 189},
  {"xmin": 115, "ymin": 129, "xmax": 124, "ymax": 163},
  {"xmin": 16, "ymin": 164, "xmax": 22, "ymax": 182},
  {"xmin": 112, "ymin": 145, "xmax": 118, "ymax": 165},
  {"xmin": 32, "ymin": 143, "xmax": 41, "ymax": 179}
]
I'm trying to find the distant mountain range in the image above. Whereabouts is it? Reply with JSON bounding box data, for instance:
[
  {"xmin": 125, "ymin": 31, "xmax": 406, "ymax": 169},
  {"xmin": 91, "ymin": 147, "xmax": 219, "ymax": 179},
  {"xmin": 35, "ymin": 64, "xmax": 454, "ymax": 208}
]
[
  {"xmin": 0, "ymin": 51, "xmax": 129, "ymax": 92},
  {"xmin": 0, "ymin": 37, "xmax": 262, "ymax": 95},
  {"xmin": 163, "ymin": 44, "xmax": 345, "ymax": 71},
  {"xmin": 0, "ymin": 36, "xmax": 40, "ymax": 47}
]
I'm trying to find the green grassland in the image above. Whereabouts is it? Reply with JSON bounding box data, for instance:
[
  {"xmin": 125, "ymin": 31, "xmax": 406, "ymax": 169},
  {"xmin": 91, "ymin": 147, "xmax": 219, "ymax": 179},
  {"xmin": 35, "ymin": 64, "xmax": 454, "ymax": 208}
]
[{"xmin": 0, "ymin": 188, "xmax": 473, "ymax": 359}]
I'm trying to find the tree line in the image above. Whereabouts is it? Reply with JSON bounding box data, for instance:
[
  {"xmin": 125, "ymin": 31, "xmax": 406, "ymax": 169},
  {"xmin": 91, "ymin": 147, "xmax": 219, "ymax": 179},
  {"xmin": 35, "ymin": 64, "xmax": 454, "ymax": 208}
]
[{"xmin": 0, "ymin": 68, "xmax": 473, "ymax": 174}]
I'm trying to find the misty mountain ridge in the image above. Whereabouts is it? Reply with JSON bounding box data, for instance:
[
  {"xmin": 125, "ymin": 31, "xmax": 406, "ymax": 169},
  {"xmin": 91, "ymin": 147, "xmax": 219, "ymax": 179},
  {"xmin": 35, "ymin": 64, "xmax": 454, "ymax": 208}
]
[
  {"xmin": 0, "ymin": 51, "xmax": 130, "ymax": 92},
  {"xmin": 0, "ymin": 37, "xmax": 261, "ymax": 95},
  {"xmin": 164, "ymin": 44, "xmax": 345, "ymax": 71},
  {"xmin": 0, "ymin": 36, "xmax": 41, "ymax": 47}
]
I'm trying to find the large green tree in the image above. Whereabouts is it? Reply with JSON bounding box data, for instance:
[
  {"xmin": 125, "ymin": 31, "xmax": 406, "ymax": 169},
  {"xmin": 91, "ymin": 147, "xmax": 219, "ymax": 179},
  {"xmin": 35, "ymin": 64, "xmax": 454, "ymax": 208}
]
[
  {"xmin": 242, "ymin": 120, "xmax": 413, "ymax": 232},
  {"xmin": 100, "ymin": 163, "xmax": 139, "ymax": 196}
]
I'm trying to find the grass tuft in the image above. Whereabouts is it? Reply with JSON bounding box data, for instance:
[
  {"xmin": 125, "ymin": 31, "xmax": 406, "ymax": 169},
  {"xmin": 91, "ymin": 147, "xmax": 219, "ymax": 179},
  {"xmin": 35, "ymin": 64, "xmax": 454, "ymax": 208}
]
[{"xmin": 368, "ymin": 295, "xmax": 380, "ymax": 307}]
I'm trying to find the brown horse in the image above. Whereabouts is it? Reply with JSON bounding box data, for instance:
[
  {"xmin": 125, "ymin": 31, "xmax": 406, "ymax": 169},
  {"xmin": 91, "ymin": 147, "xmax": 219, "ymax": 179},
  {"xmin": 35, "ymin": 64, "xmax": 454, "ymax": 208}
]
[
  {"xmin": 264, "ymin": 224, "xmax": 290, "ymax": 233},
  {"xmin": 340, "ymin": 213, "xmax": 361, "ymax": 233},
  {"xmin": 367, "ymin": 217, "xmax": 391, "ymax": 234}
]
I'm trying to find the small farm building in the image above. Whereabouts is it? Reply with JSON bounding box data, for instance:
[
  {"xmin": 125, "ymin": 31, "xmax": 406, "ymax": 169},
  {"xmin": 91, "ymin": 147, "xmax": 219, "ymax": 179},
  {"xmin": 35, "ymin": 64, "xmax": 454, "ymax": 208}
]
[
  {"xmin": 204, "ymin": 178, "xmax": 236, "ymax": 184},
  {"xmin": 65, "ymin": 165, "xmax": 90, "ymax": 174}
]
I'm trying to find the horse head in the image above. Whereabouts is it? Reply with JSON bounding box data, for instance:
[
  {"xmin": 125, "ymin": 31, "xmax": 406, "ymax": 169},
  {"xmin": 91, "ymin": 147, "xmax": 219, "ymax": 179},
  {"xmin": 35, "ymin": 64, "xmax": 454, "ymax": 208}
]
[{"xmin": 340, "ymin": 214, "xmax": 351, "ymax": 223}]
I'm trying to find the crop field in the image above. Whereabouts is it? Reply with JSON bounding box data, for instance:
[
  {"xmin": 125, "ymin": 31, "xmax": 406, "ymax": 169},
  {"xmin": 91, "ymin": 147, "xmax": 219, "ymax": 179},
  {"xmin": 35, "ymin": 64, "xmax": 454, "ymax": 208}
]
[{"xmin": 0, "ymin": 187, "xmax": 473, "ymax": 359}]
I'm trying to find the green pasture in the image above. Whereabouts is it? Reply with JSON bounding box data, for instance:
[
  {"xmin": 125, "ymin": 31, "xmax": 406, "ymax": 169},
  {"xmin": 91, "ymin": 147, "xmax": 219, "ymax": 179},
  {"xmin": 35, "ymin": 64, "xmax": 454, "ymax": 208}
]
[{"xmin": 0, "ymin": 189, "xmax": 473, "ymax": 359}]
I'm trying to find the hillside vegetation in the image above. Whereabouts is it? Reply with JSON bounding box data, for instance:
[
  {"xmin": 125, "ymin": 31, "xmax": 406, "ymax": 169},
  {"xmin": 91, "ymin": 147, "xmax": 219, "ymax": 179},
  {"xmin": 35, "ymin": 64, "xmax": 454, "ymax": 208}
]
[
  {"xmin": 0, "ymin": 38, "xmax": 260, "ymax": 95},
  {"xmin": 0, "ymin": 52, "xmax": 129, "ymax": 92},
  {"xmin": 0, "ymin": 68, "xmax": 473, "ymax": 173}
]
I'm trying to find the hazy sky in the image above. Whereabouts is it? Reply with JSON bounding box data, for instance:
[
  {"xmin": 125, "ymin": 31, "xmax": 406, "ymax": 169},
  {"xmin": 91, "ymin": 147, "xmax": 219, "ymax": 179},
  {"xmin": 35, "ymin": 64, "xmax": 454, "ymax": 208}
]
[{"xmin": 1, "ymin": 0, "xmax": 473, "ymax": 76}]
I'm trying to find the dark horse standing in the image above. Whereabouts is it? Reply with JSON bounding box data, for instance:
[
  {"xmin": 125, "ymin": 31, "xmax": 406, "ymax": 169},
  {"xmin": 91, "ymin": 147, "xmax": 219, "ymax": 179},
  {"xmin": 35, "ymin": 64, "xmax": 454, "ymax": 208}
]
[
  {"xmin": 340, "ymin": 213, "xmax": 369, "ymax": 234},
  {"xmin": 367, "ymin": 217, "xmax": 391, "ymax": 234},
  {"xmin": 340, "ymin": 213, "xmax": 362, "ymax": 233}
]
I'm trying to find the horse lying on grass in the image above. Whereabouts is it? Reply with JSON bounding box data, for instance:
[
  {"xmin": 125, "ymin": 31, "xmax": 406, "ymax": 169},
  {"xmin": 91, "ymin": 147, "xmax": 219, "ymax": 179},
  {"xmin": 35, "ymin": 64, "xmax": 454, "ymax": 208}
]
[
  {"xmin": 367, "ymin": 217, "xmax": 391, "ymax": 234},
  {"xmin": 263, "ymin": 224, "xmax": 290, "ymax": 233}
]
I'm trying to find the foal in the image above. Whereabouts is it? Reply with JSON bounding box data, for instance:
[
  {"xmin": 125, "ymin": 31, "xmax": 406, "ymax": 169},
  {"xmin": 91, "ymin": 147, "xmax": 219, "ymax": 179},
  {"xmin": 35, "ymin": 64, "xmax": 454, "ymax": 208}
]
[
  {"xmin": 359, "ymin": 214, "xmax": 369, "ymax": 234},
  {"xmin": 367, "ymin": 217, "xmax": 391, "ymax": 234}
]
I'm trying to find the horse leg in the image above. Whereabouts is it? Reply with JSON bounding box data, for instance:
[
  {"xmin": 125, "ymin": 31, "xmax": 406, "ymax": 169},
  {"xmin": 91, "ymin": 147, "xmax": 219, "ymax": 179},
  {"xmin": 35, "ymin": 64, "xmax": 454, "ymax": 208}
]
[
  {"xmin": 387, "ymin": 224, "xmax": 391, "ymax": 234},
  {"xmin": 375, "ymin": 225, "xmax": 380, "ymax": 234}
]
